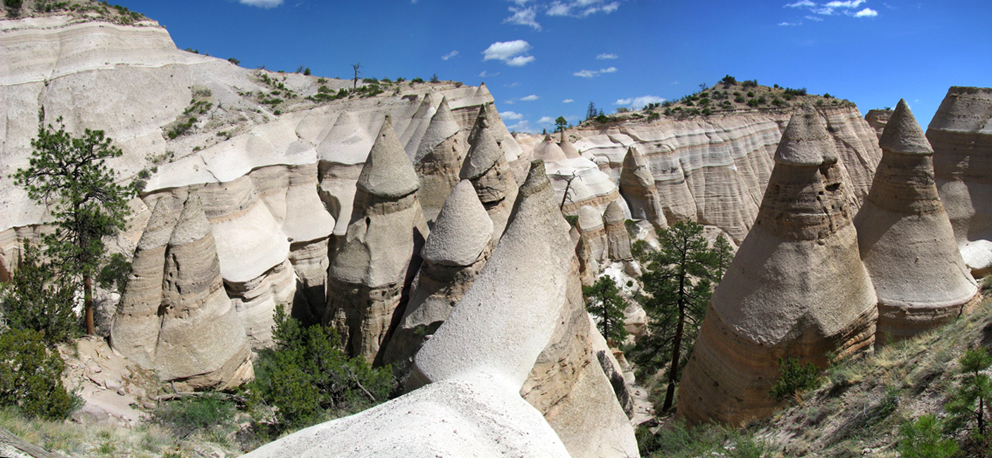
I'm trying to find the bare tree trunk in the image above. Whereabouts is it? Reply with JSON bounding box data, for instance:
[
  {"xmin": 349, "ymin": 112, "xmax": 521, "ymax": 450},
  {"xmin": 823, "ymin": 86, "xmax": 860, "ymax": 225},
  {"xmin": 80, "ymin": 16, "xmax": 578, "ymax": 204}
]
[
  {"xmin": 84, "ymin": 274, "xmax": 94, "ymax": 335},
  {"xmin": 663, "ymin": 307, "xmax": 685, "ymax": 412}
]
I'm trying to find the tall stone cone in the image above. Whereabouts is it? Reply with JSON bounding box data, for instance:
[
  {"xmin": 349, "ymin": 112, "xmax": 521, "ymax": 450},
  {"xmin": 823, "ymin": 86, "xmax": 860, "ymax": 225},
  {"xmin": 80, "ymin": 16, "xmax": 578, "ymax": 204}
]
[
  {"xmin": 156, "ymin": 193, "xmax": 253, "ymax": 390},
  {"xmin": 383, "ymin": 180, "xmax": 494, "ymax": 377},
  {"xmin": 460, "ymin": 109, "xmax": 519, "ymax": 240},
  {"xmin": 467, "ymin": 102, "xmax": 522, "ymax": 163},
  {"xmin": 927, "ymin": 87, "xmax": 992, "ymax": 276},
  {"xmin": 604, "ymin": 200, "xmax": 632, "ymax": 261},
  {"xmin": 111, "ymin": 196, "xmax": 181, "ymax": 369},
  {"xmin": 325, "ymin": 115, "xmax": 429, "ymax": 362},
  {"xmin": 415, "ymin": 97, "xmax": 468, "ymax": 222},
  {"xmin": 576, "ymin": 205, "xmax": 608, "ymax": 280},
  {"xmin": 854, "ymin": 99, "xmax": 979, "ymax": 343},
  {"xmin": 619, "ymin": 146, "xmax": 668, "ymax": 231},
  {"xmin": 532, "ymin": 135, "xmax": 568, "ymax": 162},
  {"xmin": 677, "ymin": 105, "xmax": 878, "ymax": 425},
  {"xmin": 559, "ymin": 130, "xmax": 580, "ymax": 159}
]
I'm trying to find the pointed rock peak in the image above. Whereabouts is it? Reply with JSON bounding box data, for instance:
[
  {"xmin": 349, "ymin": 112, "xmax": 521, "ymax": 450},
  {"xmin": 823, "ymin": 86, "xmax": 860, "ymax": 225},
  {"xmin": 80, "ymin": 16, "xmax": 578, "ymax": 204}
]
[
  {"xmin": 518, "ymin": 160, "xmax": 551, "ymax": 198},
  {"xmin": 559, "ymin": 132, "xmax": 580, "ymax": 159},
  {"xmin": 543, "ymin": 134, "xmax": 554, "ymax": 143},
  {"xmin": 333, "ymin": 110, "xmax": 358, "ymax": 127},
  {"xmin": 604, "ymin": 200, "xmax": 625, "ymax": 224},
  {"xmin": 358, "ymin": 115, "xmax": 420, "ymax": 198},
  {"xmin": 879, "ymin": 99, "xmax": 933, "ymax": 155},
  {"xmin": 577, "ymin": 205, "xmax": 604, "ymax": 232},
  {"xmin": 411, "ymin": 92, "xmax": 435, "ymax": 118},
  {"xmin": 422, "ymin": 180, "xmax": 494, "ymax": 266},
  {"xmin": 774, "ymin": 104, "xmax": 838, "ymax": 166},
  {"xmin": 476, "ymin": 82, "xmax": 492, "ymax": 98},
  {"xmin": 460, "ymin": 121, "xmax": 503, "ymax": 180},
  {"xmin": 415, "ymin": 97, "xmax": 461, "ymax": 163},
  {"xmin": 169, "ymin": 193, "xmax": 212, "ymax": 246},
  {"xmin": 138, "ymin": 196, "xmax": 181, "ymax": 250},
  {"xmin": 623, "ymin": 146, "xmax": 646, "ymax": 168},
  {"xmin": 430, "ymin": 97, "xmax": 457, "ymax": 127},
  {"xmin": 468, "ymin": 104, "xmax": 494, "ymax": 145}
]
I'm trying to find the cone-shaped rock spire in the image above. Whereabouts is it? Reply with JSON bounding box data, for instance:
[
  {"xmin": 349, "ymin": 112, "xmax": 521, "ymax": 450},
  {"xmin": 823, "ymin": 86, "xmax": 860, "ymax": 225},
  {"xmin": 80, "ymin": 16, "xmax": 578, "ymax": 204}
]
[
  {"xmin": 855, "ymin": 99, "xmax": 979, "ymax": 342},
  {"xmin": 677, "ymin": 106, "xmax": 877, "ymax": 425},
  {"xmin": 460, "ymin": 107, "xmax": 519, "ymax": 240},
  {"xmin": 619, "ymin": 146, "xmax": 668, "ymax": 231},
  {"xmin": 559, "ymin": 130, "xmax": 580, "ymax": 159},
  {"xmin": 415, "ymin": 98, "xmax": 468, "ymax": 222},
  {"xmin": 382, "ymin": 180, "xmax": 495, "ymax": 376},
  {"xmin": 532, "ymin": 135, "xmax": 568, "ymax": 162},
  {"xmin": 357, "ymin": 115, "xmax": 420, "ymax": 199},
  {"xmin": 604, "ymin": 200, "xmax": 632, "ymax": 261}
]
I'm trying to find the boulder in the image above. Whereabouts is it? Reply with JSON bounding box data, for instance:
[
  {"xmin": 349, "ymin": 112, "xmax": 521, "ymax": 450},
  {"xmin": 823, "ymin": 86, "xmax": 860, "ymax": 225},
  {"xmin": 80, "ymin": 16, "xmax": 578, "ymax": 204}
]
[
  {"xmin": 677, "ymin": 105, "xmax": 878, "ymax": 425},
  {"xmin": 855, "ymin": 99, "xmax": 980, "ymax": 342},
  {"xmin": 928, "ymin": 87, "xmax": 992, "ymax": 276},
  {"xmin": 324, "ymin": 116, "xmax": 428, "ymax": 362}
]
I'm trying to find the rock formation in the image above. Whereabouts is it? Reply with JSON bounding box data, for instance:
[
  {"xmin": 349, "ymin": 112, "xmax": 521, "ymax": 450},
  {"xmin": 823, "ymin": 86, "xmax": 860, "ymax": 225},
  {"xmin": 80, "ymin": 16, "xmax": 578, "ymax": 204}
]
[
  {"xmin": 677, "ymin": 105, "xmax": 878, "ymax": 425},
  {"xmin": 577, "ymin": 205, "xmax": 608, "ymax": 275},
  {"xmin": 928, "ymin": 87, "xmax": 992, "ymax": 276},
  {"xmin": 855, "ymin": 100, "xmax": 980, "ymax": 342},
  {"xmin": 324, "ymin": 116, "xmax": 428, "ymax": 362},
  {"xmin": 382, "ymin": 179, "xmax": 494, "ymax": 376},
  {"xmin": 111, "ymin": 194, "xmax": 253, "ymax": 390},
  {"xmin": 571, "ymin": 108, "xmax": 881, "ymax": 242},
  {"xmin": 532, "ymin": 135, "xmax": 570, "ymax": 163},
  {"xmin": 413, "ymin": 97, "xmax": 467, "ymax": 222},
  {"xmin": 460, "ymin": 105, "xmax": 519, "ymax": 240},
  {"xmin": 865, "ymin": 108, "xmax": 892, "ymax": 139},
  {"xmin": 620, "ymin": 146, "xmax": 668, "ymax": 231},
  {"xmin": 604, "ymin": 199, "xmax": 633, "ymax": 262},
  {"xmin": 559, "ymin": 130, "xmax": 581, "ymax": 159}
]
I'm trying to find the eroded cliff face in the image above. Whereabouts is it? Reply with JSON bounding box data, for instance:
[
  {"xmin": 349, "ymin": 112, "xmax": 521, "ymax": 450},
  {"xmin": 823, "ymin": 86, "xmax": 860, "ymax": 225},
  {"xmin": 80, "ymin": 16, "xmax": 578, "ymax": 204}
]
[{"xmin": 559, "ymin": 108, "xmax": 882, "ymax": 243}]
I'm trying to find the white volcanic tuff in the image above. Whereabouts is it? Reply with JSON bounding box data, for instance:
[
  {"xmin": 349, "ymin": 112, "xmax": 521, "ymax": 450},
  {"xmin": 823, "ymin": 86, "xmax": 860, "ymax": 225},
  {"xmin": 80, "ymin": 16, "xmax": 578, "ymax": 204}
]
[
  {"xmin": 415, "ymin": 97, "xmax": 469, "ymax": 222},
  {"xmin": 545, "ymin": 155, "xmax": 631, "ymax": 217},
  {"xmin": 928, "ymin": 87, "xmax": 992, "ymax": 274},
  {"xmin": 421, "ymin": 180, "xmax": 494, "ymax": 267},
  {"xmin": 855, "ymin": 99, "xmax": 979, "ymax": 341},
  {"xmin": 569, "ymin": 109, "xmax": 881, "ymax": 242},
  {"xmin": 532, "ymin": 135, "xmax": 569, "ymax": 163}
]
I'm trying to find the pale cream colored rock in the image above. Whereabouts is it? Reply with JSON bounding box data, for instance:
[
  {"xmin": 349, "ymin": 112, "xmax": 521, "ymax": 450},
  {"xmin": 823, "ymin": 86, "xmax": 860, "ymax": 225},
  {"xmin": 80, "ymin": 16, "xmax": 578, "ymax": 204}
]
[
  {"xmin": 928, "ymin": 87, "xmax": 992, "ymax": 275},
  {"xmin": 461, "ymin": 107, "xmax": 519, "ymax": 240},
  {"xmin": 559, "ymin": 130, "xmax": 581, "ymax": 159},
  {"xmin": 678, "ymin": 106, "xmax": 877, "ymax": 426},
  {"xmin": 532, "ymin": 135, "xmax": 569, "ymax": 162},
  {"xmin": 865, "ymin": 109, "xmax": 892, "ymax": 140},
  {"xmin": 577, "ymin": 205, "xmax": 608, "ymax": 269},
  {"xmin": 855, "ymin": 100, "xmax": 979, "ymax": 342},
  {"xmin": 415, "ymin": 97, "xmax": 468, "ymax": 222},
  {"xmin": 604, "ymin": 200, "xmax": 633, "ymax": 262},
  {"xmin": 620, "ymin": 146, "xmax": 668, "ymax": 231},
  {"xmin": 325, "ymin": 117, "xmax": 428, "ymax": 361}
]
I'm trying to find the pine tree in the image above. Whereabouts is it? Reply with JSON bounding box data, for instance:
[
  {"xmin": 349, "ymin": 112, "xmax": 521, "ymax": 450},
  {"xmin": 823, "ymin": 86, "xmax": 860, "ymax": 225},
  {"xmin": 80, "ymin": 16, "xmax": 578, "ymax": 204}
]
[
  {"xmin": 583, "ymin": 276, "xmax": 629, "ymax": 345},
  {"xmin": 586, "ymin": 101, "xmax": 597, "ymax": 120}
]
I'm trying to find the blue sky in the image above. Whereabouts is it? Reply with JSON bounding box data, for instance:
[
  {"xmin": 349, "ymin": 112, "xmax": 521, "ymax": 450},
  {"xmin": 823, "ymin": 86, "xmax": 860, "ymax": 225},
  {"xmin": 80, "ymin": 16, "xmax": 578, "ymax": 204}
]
[{"xmin": 117, "ymin": 0, "xmax": 990, "ymax": 132}]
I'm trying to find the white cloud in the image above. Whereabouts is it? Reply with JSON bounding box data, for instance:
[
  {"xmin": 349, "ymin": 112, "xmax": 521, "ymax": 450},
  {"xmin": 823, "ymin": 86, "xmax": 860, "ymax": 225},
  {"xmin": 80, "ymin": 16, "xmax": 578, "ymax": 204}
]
[
  {"xmin": 779, "ymin": 21, "xmax": 802, "ymax": 25},
  {"xmin": 479, "ymin": 70, "xmax": 500, "ymax": 77},
  {"xmin": 805, "ymin": 15, "xmax": 824, "ymax": 21},
  {"xmin": 521, "ymin": 94, "xmax": 540, "ymax": 101},
  {"xmin": 504, "ymin": 100, "xmax": 515, "ymax": 105},
  {"xmin": 596, "ymin": 53, "xmax": 618, "ymax": 60},
  {"xmin": 537, "ymin": 116, "xmax": 555, "ymax": 124},
  {"xmin": 508, "ymin": 120, "xmax": 535, "ymax": 133},
  {"xmin": 411, "ymin": 0, "xmax": 417, "ymax": 3},
  {"xmin": 563, "ymin": 99, "xmax": 575, "ymax": 103},
  {"xmin": 483, "ymin": 40, "xmax": 535, "ymax": 66},
  {"xmin": 547, "ymin": 0, "xmax": 619, "ymax": 17},
  {"xmin": 502, "ymin": 111, "xmax": 525, "ymax": 120},
  {"xmin": 854, "ymin": 7, "xmax": 878, "ymax": 16},
  {"xmin": 573, "ymin": 67, "xmax": 617, "ymax": 78},
  {"xmin": 441, "ymin": 50, "xmax": 459, "ymax": 60},
  {"xmin": 825, "ymin": 0, "xmax": 864, "ymax": 7},
  {"xmin": 614, "ymin": 95, "xmax": 666, "ymax": 109},
  {"xmin": 507, "ymin": 0, "xmax": 533, "ymax": 5},
  {"xmin": 785, "ymin": 0, "xmax": 815, "ymax": 7},
  {"xmin": 238, "ymin": 0, "xmax": 282, "ymax": 7},
  {"xmin": 504, "ymin": 6, "xmax": 541, "ymax": 30}
]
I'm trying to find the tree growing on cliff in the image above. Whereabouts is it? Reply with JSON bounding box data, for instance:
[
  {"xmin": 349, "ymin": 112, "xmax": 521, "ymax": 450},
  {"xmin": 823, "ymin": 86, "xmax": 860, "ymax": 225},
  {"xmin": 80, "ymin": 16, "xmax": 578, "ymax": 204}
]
[
  {"xmin": 14, "ymin": 116, "xmax": 135, "ymax": 335},
  {"xmin": 554, "ymin": 116, "xmax": 568, "ymax": 133},
  {"xmin": 583, "ymin": 276, "xmax": 628, "ymax": 345},
  {"xmin": 629, "ymin": 221, "xmax": 724, "ymax": 412}
]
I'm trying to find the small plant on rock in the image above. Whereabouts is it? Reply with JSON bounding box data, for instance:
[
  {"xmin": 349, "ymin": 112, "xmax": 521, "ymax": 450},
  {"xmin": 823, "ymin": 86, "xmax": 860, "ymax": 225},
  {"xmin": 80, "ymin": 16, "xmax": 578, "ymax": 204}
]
[
  {"xmin": 898, "ymin": 414, "xmax": 959, "ymax": 458},
  {"xmin": 769, "ymin": 357, "xmax": 821, "ymax": 403}
]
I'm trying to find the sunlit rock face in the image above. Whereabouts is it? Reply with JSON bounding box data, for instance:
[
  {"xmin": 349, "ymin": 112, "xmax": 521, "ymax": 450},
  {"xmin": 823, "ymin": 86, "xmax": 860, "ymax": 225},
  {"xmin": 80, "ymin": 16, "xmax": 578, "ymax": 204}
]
[
  {"xmin": 865, "ymin": 108, "xmax": 892, "ymax": 140},
  {"xmin": 324, "ymin": 116, "xmax": 429, "ymax": 362},
  {"xmin": 620, "ymin": 146, "xmax": 668, "ymax": 231},
  {"xmin": 460, "ymin": 105, "xmax": 519, "ymax": 241},
  {"xmin": 111, "ymin": 194, "xmax": 253, "ymax": 391},
  {"xmin": 568, "ymin": 108, "xmax": 881, "ymax": 243},
  {"xmin": 677, "ymin": 105, "xmax": 878, "ymax": 426},
  {"xmin": 855, "ymin": 100, "xmax": 980, "ymax": 343},
  {"xmin": 928, "ymin": 87, "xmax": 992, "ymax": 276}
]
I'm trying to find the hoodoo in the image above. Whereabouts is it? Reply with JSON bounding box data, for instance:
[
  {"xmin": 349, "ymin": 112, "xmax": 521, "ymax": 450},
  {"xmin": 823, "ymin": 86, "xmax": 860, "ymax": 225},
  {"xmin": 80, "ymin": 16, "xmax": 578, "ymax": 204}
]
[
  {"xmin": 927, "ymin": 87, "xmax": 992, "ymax": 276},
  {"xmin": 604, "ymin": 200, "xmax": 633, "ymax": 262},
  {"xmin": 414, "ymin": 97, "xmax": 467, "ymax": 222},
  {"xmin": 382, "ymin": 179, "xmax": 494, "ymax": 376},
  {"xmin": 111, "ymin": 194, "xmax": 253, "ymax": 390},
  {"xmin": 677, "ymin": 105, "xmax": 878, "ymax": 425},
  {"xmin": 855, "ymin": 99, "xmax": 980, "ymax": 342},
  {"xmin": 324, "ymin": 115, "xmax": 429, "ymax": 362},
  {"xmin": 460, "ymin": 104, "xmax": 519, "ymax": 240}
]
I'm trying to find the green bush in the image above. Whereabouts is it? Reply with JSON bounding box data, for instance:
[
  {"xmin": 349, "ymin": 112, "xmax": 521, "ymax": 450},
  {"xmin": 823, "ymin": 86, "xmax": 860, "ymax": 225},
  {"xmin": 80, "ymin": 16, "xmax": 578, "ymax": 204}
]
[
  {"xmin": 769, "ymin": 357, "xmax": 821, "ymax": 402},
  {"xmin": 154, "ymin": 395, "xmax": 236, "ymax": 439},
  {"xmin": 0, "ymin": 243, "xmax": 77, "ymax": 346},
  {"xmin": 246, "ymin": 305, "xmax": 395, "ymax": 432},
  {"xmin": 0, "ymin": 328, "xmax": 77, "ymax": 420},
  {"xmin": 4, "ymin": 0, "xmax": 22, "ymax": 11},
  {"xmin": 899, "ymin": 414, "xmax": 959, "ymax": 458},
  {"xmin": 97, "ymin": 252, "xmax": 130, "ymax": 295}
]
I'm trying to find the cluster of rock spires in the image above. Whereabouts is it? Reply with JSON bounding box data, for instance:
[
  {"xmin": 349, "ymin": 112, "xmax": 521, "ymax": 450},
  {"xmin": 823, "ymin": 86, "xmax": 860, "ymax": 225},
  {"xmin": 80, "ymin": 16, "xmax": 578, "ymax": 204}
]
[{"xmin": 677, "ymin": 101, "xmax": 980, "ymax": 425}]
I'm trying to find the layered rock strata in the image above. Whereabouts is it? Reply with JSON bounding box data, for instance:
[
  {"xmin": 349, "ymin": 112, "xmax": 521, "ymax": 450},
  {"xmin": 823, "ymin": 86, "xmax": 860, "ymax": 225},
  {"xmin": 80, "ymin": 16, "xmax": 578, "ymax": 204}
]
[
  {"xmin": 324, "ymin": 116, "xmax": 428, "ymax": 362},
  {"xmin": 413, "ymin": 97, "xmax": 468, "ymax": 222},
  {"xmin": 577, "ymin": 205, "xmax": 608, "ymax": 275},
  {"xmin": 571, "ymin": 108, "xmax": 881, "ymax": 242},
  {"xmin": 604, "ymin": 200, "xmax": 633, "ymax": 262},
  {"xmin": 111, "ymin": 194, "xmax": 253, "ymax": 390},
  {"xmin": 677, "ymin": 106, "xmax": 878, "ymax": 425},
  {"xmin": 620, "ymin": 146, "xmax": 668, "ymax": 231},
  {"xmin": 460, "ymin": 105, "xmax": 519, "ymax": 240},
  {"xmin": 928, "ymin": 87, "xmax": 992, "ymax": 275},
  {"xmin": 382, "ymin": 180, "xmax": 494, "ymax": 376},
  {"xmin": 855, "ymin": 100, "xmax": 979, "ymax": 342},
  {"xmin": 414, "ymin": 161, "xmax": 638, "ymax": 458},
  {"xmin": 865, "ymin": 109, "xmax": 892, "ymax": 140}
]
